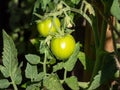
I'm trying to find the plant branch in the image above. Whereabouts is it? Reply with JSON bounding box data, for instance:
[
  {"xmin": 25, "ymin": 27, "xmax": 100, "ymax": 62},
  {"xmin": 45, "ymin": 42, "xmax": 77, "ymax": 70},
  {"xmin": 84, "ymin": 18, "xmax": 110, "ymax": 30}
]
[
  {"xmin": 43, "ymin": 50, "xmax": 47, "ymax": 76},
  {"xmin": 11, "ymin": 77, "xmax": 18, "ymax": 90},
  {"xmin": 100, "ymin": 19, "xmax": 108, "ymax": 50},
  {"xmin": 91, "ymin": 16, "xmax": 99, "ymax": 49},
  {"xmin": 64, "ymin": 69, "xmax": 67, "ymax": 80}
]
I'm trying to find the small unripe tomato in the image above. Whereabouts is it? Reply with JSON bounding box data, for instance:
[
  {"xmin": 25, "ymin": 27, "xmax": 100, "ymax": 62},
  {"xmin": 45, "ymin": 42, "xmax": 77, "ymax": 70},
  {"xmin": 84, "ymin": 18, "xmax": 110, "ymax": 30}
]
[
  {"xmin": 37, "ymin": 17, "xmax": 60, "ymax": 37},
  {"xmin": 50, "ymin": 34, "xmax": 76, "ymax": 60}
]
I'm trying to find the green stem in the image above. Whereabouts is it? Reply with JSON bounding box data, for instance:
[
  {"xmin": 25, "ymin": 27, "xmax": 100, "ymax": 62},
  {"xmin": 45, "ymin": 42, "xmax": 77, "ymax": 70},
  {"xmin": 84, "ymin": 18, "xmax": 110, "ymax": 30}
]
[
  {"xmin": 91, "ymin": 20, "xmax": 107, "ymax": 79},
  {"xmin": 91, "ymin": 13, "xmax": 108, "ymax": 79},
  {"xmin": 64, "ymin": 69, "xmax": 67, "ymax": 80},
  {"xmin": 11, "ymin": 77, "xmax": 18, "ymax": 90},
  {"xmin": 43, "ymin": 51, "xmax": 47, "ymax": 75},
  {"xmin": 70, "ymin": 8, "xmax": 92, "ymax": 26},
  {"xmin": 100, "ymin": 20, "xmax": 108, "ymax": 50},
  {"xmin": 91, "ymin": 16, "xmax": 99, "ymax": 49}
]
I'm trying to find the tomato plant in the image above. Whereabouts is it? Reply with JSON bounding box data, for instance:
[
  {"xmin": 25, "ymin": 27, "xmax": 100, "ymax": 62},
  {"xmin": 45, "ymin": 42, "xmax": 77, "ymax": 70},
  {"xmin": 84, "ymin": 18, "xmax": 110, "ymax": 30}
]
[
  {"xmin": 37, "ymin": 17, "xmax": 60, "ymax": 37},
  {"xmin": 1, "ymin": 0, "xmax": 120, "ymax": 90},
  {"xmin": 51, "ymin": 34, "xmax": 76, "ymax": 60}
]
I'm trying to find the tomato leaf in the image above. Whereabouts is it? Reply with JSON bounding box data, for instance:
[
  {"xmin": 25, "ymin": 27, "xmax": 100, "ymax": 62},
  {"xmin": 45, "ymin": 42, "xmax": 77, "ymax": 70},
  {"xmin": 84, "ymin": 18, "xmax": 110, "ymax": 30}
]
[
  {"xmin": 33, "ymin": 0, "xmax": 40, "ymax": 13},
  {"xmin": 53, "ymin": 62, "xmax": 64, "ymax": 72},
  {"xmin": 40, "ymin": 0, "xmax": 51, "ymax": 11},
  {"xmin": 26, "ymin": 83, "xmax": 41, "ymax": 90},
  {"xmin": 78, "ymin": 51, "xmax": 86, "ymax": 70},
  {"xmin": 110, "ymin": 0, "xmax": 120, "ymax": 20},
  {"xmin": 64, "ymin": 43, "xmax": 80, "ymax": 71},
  {"xmin": 0, "ymin": 79, "xmax": 10, "ymax": 89},
  {"xmin": 1, "ymin": 30, "xmax": 22, "ymax": 85},
  {"xmin": 71, "ymin": 0, "xmax": 81, "ymax": 4},
  {"xmin": 65, "ymin": 76, "xmax": 79, "ymax": 90},
  {"xmin": 34, "ymin": 72, "xmax": 45, "ymax": 82},
  {"xmin": 39, "ymin": 40, "xmax": 47, "ymax": 54},
  {"xmin": 88, "ymin": 71, "xmax": 102, "ymax": 90},
  {"xmin": 0, "ymin": 65, "xmax": 9, "ymax": 78},
  {"xmin": 78, "ymin": 82, "xmax": 89, "ymax": 89},
  {"xmin": 25, "ymin": 63, "xmax": 38, "ymax": 81},
  {"xmin": 43, "ymin": 74, "xmax": 64, "ymax": 90},
  {"xmin": 25, "ymin": 54, "xmax": 41, "ymax": 64}
]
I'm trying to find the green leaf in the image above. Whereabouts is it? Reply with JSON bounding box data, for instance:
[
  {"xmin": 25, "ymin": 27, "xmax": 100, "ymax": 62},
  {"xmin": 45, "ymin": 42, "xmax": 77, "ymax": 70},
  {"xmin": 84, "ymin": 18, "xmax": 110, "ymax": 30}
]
[
  {"xmin": 0, "ymin": 65, "xmax": 9, "ymax": 77},
  {"xmin": 71, "ymin": 0, "xmax": 81, "ymax": 4},
  {"xmin": 88, "ymin": 53, "xmax": 117, "ymax": 90},
  {"xmin": 25, "ymin": 54, "xmax": 41, "ymax": 64},
  {"xmin": 13, "ymin": 64, "xmax": 22, "ymax": 84},
  {"xmin": 26, "ymin": 83, "xmax": 41, "ymax": 90},
  {"xmin": 43, "ymin": 74, "xmax": 64, "ymax": 90},
  {"xmin": 84, "ymin": 1, "xmax": 95, "ymax": 16},
  {"xmin": 2, "ymin": 30, "xmax": 22, "ymax": 84},
  {"xmin": 88, "ymin": 71, "xmax": 101, "ymax": 90},
  {"xmin": 0, "ymin": 79, "xmax": 10, "ymax": 89},
  {"xmin": 78, "ymin": 51, "xmax": 86, "ymax": 70},
  {"xmin": 34, "ymin": 72, "xmax": 45, "ymax": 82},
  {"xmin": 39, "ymin": 40, "xmax": 47, "ymax": 54},
  {"xmin": 40, "ymin": 0, "xmax": 51, "ymax": 11},
  {"xmin": 25, "ymin": 63, "xmax": 38, "ymax": 81},
  {"xmin": 53, "ymin": 62, "xmax": 64, "ymax": 72},
  {"xmin": 64, "ymin": 43, "xmax": 80, "ymax": 71},
  {"xmin": 110, "ymin": 0, "xmax": 120, "ymax": 20},
  {"xmin": 65, "ymin": 76, "xmax": 79, "ymax": 90},
  {"xmin": 78, "ymin": 82, "xmax": 89, "ymax": 89},
  {"xmin": 33, "ymin": 0, "xmax": 41, "ymax": 13}
]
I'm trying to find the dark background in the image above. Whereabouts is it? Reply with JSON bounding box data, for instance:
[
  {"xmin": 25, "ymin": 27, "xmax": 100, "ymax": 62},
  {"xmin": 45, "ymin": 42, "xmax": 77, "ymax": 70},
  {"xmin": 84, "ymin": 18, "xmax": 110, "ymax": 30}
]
[{"xmin": 0, "ymin": 0, "xmax": 10, "ymax": 58}]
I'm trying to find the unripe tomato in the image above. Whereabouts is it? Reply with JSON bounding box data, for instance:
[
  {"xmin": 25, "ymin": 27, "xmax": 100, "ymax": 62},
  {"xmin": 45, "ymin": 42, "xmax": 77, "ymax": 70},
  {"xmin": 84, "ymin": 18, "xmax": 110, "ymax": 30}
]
[
  {"xmin": 50, "ymin": 34, "xmax": 75, "ymax": 60},
  {"xmin": 37, "ymin": 17, "xmax": 60, "ymax": 37}
]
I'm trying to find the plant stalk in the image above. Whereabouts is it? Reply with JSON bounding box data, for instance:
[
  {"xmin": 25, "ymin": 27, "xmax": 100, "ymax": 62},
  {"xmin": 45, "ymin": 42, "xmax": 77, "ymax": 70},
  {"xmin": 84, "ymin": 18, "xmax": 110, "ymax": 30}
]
[
  {"xmin": 64, "ymin": 69, "xmax": 67, "ymax": 80},
  {"xmin": 11, "ymin": 77, "xmax": 18, "ymax": 90},
  {"xmin": 43, "ymin": 51, "xmax": 47, "ymax": 75}
]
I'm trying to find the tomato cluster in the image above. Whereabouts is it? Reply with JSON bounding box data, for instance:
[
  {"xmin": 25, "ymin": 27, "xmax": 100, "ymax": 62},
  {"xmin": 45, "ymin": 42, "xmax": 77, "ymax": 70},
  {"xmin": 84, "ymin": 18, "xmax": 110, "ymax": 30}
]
[{"xmin": 37, "ymin": 17, "xmax": 76, "ymax": 60}]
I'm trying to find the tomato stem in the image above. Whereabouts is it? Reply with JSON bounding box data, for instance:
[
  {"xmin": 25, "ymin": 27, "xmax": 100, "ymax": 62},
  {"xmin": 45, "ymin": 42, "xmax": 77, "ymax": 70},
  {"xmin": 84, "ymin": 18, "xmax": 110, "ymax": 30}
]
[
  {"xmin": 91, "ymin": 16, "xmax": 99, "ymax": 49},
  {"xmin": 33, "ymin": 12, "xmax": 43, "ymax": 19},
  {"xmin": 64, "ymin": 69, "xmax": 67, "ymax": 80},
  {"xmin": 43, "ymin": 50, "xmax": 47, "ymax": 76},
  {"xmin": 11, "ymin": 77, "xmax": 18, "ymax": 90}
]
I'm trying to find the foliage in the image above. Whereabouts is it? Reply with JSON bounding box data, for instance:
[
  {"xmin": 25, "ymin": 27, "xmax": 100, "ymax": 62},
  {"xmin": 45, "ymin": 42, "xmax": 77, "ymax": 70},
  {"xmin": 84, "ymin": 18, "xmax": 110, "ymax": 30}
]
[{"xmin": 0, "ymin": 0, "xmax": 120, "ymax": 90}]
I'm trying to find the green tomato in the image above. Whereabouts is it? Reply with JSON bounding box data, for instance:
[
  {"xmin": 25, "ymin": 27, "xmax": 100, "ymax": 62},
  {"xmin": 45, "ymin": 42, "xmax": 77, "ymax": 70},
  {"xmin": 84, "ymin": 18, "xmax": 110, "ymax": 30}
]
[
  {"xmin": 37, "ymin": 17, "xmax": 60, "ymax": 37},
  {"xmin": 50, "ymin": 34, "xmax": 76, "ymax": 60}
]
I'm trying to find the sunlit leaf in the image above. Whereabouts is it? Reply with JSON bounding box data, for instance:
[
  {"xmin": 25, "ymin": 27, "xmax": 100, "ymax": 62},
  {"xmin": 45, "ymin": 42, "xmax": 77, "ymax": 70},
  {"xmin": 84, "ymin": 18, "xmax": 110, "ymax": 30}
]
[
  {"xmin": 53, "ymin": 62, "xmax": 64, "ymax": 72},
  {"xmin": 78, "ymin": 82, "xmax": 89, "ymax": 89},
  {"xmin": 26, "ymin": 83, "xmax": 41, "ymax": 90},
  {"xmin": 43, "ymin": 74, "xmax": 64, "ymax": 90},
  {"xmin": 64, "ymin": 43, "xmax": 80, "ymax": 71},
  {"xmin": 25, "ymin": 54, "xmax": 41, "ymax": 64},
  {"xmin": 25, "ymin": 63, "xmax": 38, "ymax": 81},
  {"xmin": 0, "ymin": 65, "xmax": 9, "ymax": 78},
  {"xmin": 1, "ymin": 30, "xmax": 22, "ymax": 85},
  {"xmin": 71, "ymin": 0, "xmax": 81, "ymax": 4},
  {"xmin": 88, "ymin": 71, "xmax": 101, "ymax": 90},
  {"xmin": 40, "ymin": 0, "xmax": 51, "ymax": 11},
  {"xmin": 0, "ymin": 79, "xmax": 10, "ymax": 89},
  {"xmin": 65, "ymin": 76, "xmax": 79, "ymax": 90},
  {"xmin": 110, "ymin": 0, "xmax": 120, "ymax": 20},
  {"xmin": 78, "ymin": 51, "xmax": 86, "ymax": 70},
  {"xmin": 34, "ymin": 72, "xmax": 45, "ymax": 82}
]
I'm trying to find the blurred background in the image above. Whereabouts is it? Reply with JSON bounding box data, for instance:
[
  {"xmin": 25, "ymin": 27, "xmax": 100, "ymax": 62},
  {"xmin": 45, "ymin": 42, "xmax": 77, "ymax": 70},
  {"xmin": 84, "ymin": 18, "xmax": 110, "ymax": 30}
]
[{"xmin": 0, "ymin": 0, "xmax": 39, "ymax": 62}]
